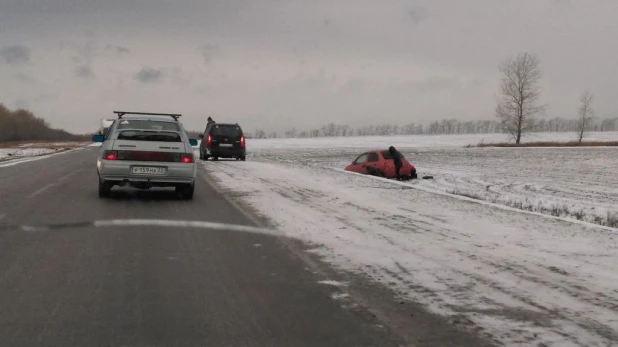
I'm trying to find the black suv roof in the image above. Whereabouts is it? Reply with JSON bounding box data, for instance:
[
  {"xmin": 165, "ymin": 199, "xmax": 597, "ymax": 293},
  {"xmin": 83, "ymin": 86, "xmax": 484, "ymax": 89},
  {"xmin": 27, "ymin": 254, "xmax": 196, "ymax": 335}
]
[
  {"xmin": 209, "ymin": 123, "xmax": 241, "ymax": 127},
  {"xmin": 207, "ymin": 123, "xmax": 243, "ymax": 132}
]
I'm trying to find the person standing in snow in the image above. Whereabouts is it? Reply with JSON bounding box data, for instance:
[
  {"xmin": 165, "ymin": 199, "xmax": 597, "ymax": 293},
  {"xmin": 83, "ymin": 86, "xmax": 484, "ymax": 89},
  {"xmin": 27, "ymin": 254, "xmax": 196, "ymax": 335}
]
[
  {"xmin": 205, "ymin": 117, "xmax": 216, "ymax": 132},
  {"xmin": 389, "ymin": 146, "xmax": 403, "ymax": 181}
]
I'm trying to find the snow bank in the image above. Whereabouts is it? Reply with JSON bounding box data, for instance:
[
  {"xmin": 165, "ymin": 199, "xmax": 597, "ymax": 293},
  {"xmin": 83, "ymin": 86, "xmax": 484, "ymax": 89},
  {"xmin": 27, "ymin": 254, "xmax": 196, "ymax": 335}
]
[{"xmin": 0, "ymin": 148, "xmax": 58, "ymax": 161}]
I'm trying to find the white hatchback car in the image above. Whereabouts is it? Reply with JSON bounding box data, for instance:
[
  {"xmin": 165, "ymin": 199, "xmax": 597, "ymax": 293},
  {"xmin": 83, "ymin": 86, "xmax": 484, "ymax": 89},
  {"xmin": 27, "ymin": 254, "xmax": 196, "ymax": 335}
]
[{"xmin": 92, "ymin": 111, "xmax": 198, "ymax": 199}]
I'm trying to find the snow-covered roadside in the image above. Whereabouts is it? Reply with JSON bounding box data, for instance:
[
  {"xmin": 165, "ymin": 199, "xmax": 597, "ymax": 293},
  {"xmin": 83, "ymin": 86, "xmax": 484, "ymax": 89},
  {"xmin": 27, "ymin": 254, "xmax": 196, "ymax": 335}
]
[
  {"xmin": 0, "ymin": 144, "xmax": 90, "ymax": 168},
  {"xmin": 203, "ymin": 159, "xmax": 618, "ymax": 346},
  {"xmin": 12, "ymin": 141, "xmax": 90, "ymax": 148},
  {"xmin": 0, "ymin": 147, "xmax": 59, "ymax": 161}
]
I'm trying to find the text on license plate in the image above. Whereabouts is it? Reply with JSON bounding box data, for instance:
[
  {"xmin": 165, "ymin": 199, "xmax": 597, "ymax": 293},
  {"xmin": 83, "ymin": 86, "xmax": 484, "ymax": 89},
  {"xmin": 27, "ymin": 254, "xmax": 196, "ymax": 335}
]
[
  {"xmin": 131, "ymin": 166, "xmax": 167, "ymax": 175},
  {"xmin": 219, "ymin": 144, "xmax": 233, "ymax": 147}
]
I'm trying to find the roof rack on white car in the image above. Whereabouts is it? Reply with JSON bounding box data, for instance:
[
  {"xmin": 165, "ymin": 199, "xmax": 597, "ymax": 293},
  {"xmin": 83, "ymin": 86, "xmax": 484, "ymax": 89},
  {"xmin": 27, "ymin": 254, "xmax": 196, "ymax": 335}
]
[{"xmin": 113, "ymin": 111, "xmax": 182, "ymax": 121}]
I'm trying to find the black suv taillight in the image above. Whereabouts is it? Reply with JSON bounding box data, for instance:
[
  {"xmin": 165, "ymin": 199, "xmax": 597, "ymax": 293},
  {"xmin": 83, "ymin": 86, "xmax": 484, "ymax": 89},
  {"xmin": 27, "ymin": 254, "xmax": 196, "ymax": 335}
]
[{"xmin": 240, "ymin": 135, "xmax": 246, "ymax": 148}]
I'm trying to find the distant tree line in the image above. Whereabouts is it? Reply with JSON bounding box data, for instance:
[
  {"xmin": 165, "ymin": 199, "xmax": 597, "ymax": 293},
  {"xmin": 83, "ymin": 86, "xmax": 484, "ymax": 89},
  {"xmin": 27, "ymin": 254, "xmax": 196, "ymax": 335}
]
[
  {"xmin": 0, "ymin": 104, "xmax": 92, "ymax": 142},
  {"xmin": 248, "ymin": 116, "xmax": 618, "ymax": 139}
]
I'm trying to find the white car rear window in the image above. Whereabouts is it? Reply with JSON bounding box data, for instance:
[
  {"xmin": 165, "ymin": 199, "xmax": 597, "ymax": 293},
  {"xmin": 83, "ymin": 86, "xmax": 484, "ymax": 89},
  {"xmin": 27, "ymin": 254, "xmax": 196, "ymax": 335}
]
[
  {"xmin": 117, "ymin": 120, "xmax": 180, "ymax": 132},
  {"xmin": 118, "ymin": 130, "xmax": 182, "ymax": 142}
]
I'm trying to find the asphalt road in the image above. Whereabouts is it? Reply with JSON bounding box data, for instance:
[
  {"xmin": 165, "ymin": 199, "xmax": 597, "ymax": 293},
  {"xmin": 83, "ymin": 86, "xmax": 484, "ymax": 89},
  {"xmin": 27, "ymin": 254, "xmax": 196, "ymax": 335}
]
[{"xmin": 0, "ymin": 148, "xmax": 491, "ymax": 347}]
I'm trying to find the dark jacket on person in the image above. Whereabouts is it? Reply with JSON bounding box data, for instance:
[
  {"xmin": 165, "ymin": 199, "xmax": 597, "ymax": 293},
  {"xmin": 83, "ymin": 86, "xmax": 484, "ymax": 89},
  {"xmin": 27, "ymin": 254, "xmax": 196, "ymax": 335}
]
[
  {"xmin": 205, "ymin": 117, "xmax": 216, "ymax": 132},
  {"xmin": 389, "ymin": 146, "xmax": 402, "ymax": 168}
]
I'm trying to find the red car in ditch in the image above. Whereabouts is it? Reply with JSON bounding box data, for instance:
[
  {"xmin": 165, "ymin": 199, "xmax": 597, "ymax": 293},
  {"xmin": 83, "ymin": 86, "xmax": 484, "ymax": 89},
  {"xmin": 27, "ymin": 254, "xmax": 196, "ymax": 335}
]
[{"xmin": 345, "ymin": 150, "xmax": 417, "ymax": 180}]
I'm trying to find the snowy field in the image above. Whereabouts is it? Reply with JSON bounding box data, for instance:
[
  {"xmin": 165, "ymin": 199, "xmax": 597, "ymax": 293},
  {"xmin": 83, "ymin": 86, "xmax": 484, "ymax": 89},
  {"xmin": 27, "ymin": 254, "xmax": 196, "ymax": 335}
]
[
  {"xmin": 201, "ymin": 132, "xmax": 618, "ymax": 346},
  {"xmin": 248, "ymin": 132, "xmax": 618, "ymax": 228},
  {"xmin": 248, "ymin": 131, "xmax": 618, "ymax": 149}
]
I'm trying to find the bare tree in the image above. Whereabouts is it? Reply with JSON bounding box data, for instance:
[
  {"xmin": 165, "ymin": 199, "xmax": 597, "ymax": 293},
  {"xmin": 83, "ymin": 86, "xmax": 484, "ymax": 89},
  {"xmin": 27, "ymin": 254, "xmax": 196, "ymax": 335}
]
[
  {"xmin": 496, "ymin": 53, "xmax": 546, "ymax": 144},
  {"xmin": 576, "ymin": 90, "xmax": 594, "ymax": 142}
]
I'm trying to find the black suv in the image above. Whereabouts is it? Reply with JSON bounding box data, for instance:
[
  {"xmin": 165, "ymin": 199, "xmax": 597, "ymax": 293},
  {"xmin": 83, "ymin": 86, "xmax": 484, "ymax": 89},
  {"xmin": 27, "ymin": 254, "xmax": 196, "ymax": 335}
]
[{"xmin": 199, "ymin": 123, "xmax": 246, "ymax": 161}]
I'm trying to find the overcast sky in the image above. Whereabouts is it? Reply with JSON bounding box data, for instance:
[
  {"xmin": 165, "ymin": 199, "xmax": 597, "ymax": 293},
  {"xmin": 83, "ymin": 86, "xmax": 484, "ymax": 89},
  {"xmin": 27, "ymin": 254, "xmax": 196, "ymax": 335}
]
[{"xmin": 1, "ymin": 0, "xmax": 617, "ymax": 133}]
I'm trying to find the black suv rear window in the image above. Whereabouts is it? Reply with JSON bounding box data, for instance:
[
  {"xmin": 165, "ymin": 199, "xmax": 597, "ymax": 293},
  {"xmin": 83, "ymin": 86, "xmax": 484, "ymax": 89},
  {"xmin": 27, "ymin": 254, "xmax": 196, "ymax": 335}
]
[
  {"xmin": 118, "ymin": 130, "xmax": 181, "ymax": 142},
  {"xmin": 211, "ymin": 125, "xmax": 242, "ymax": 137}
]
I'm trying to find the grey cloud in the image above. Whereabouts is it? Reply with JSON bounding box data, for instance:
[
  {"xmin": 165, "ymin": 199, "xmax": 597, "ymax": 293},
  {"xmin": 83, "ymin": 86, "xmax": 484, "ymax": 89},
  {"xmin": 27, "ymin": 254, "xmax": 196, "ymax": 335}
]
[
  {"xmin": 0, "ymin": 45, "xmax": 31, "ymax": 65},
  {"xmin": 13, "ymin": 73, "xmax": 35, "ymax": 83},
  {"xmin": 106, "ymin": 44, "xmax": 130, "ymax": 54},
  {"xmin": 34, "ymin": 93, "xmax": 60, "ymax": 103},
  {"xmin": 553, "ymin": 0, "xmax": 572, "ymax": 6},
  {"xmin": 406, "ymin": 6, "xmax": 428, "ymax": 25},
  {"xmin": 77, "ymin": 38, "xmax": 96, "ymax": 62},
  {"xmin": 13, "ymin": 99, "xmax": 30, "ymax": 109},
  {"xmin": 200, "ymin": 44, "xmax": 218, "ymax": 64},
  {"xmin": 11, "ymin": 93, "xmax": 60, "ymax": 110},
  {"xmin": 75, "ymin": 65, "xmax": 94, "ymax": 79},
  {"xmin": 134, "ymin": 68, "xmax": 164, "ymax": 83},
  {"xmin": 61, "ymin": 38, "xmax": 98, "ymax": 79}
]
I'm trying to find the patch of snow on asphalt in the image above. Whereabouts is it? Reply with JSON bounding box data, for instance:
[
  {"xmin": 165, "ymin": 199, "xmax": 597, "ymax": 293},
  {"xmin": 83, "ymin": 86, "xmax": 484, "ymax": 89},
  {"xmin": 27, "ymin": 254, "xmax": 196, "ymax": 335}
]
[
  {"xmin": 331, "ymin": 293, "xmax": 350, "ymax": 300},
  {"xmin": 202, "ymin": 141, "xmax": 618, "ymax": 346}
]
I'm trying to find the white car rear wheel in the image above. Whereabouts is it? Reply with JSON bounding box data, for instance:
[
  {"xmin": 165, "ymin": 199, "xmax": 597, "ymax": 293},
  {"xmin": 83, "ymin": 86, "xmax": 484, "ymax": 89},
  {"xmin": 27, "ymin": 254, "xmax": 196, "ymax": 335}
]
[
  {"xmin": 176, "ymin": 184, "xmax": 194, "ymax": 200},
  {"xmin": 98, "ymin": 179, "xmax": 111, "ymax": 198}
]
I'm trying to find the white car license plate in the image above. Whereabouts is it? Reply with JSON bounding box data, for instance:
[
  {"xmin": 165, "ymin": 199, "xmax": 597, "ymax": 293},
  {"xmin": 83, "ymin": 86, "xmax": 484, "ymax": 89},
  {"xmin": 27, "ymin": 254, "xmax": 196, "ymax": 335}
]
[
  {"xmin": 220, "ymin": 144, "xmax": 233, "ymax": 147},
  {"xmin": 131, "ymin": 166, "xmax": 167, "ymax": 175}
]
